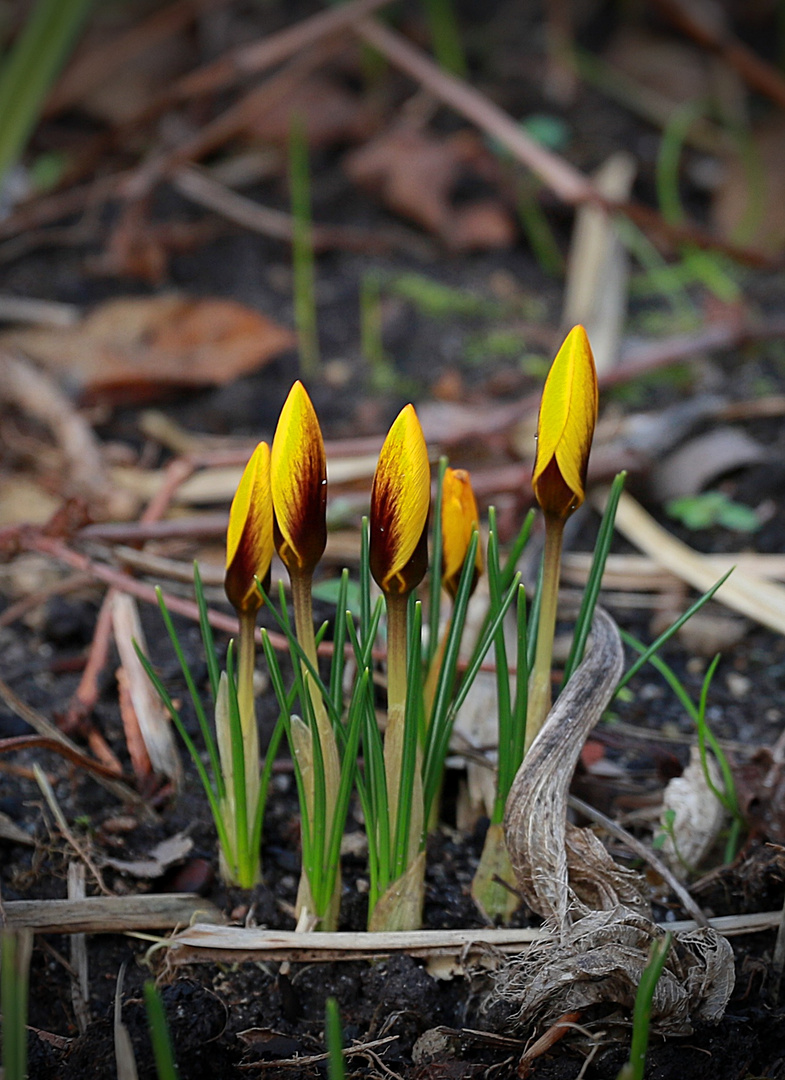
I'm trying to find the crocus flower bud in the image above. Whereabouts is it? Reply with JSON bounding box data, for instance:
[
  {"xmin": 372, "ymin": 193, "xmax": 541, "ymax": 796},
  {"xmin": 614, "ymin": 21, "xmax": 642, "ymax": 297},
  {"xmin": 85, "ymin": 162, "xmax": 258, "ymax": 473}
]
[
  {"xmin": 225, "ymin": 441, "xmax": 273, "ymax": 614},
  {"xmin": 441, "ymin": 467, "xmax": 482, "ymax": 601},
  {"xmin": 271, "ymin": 381, "xmax": 327, "ymax": 578},
  {"xmin": 370, "ymin": 404, "xmax": 430, "ymax": 597},
  {"xmin": 532, "ymin": 325, "xmax": 598, "ymax": 520}
]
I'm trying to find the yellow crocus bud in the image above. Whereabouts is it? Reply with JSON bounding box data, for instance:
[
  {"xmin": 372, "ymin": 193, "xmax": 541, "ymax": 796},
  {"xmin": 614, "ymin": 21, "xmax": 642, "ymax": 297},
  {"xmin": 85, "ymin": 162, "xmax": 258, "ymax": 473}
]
[
  {"xmin": 270, "ymin": 381, "xmax": 327, "ymax": 578},
  {"xmin": 225, "ymin": 441, "xmax": 273, "ymax": 614},
  {"xmin": 441, "ymin": 467, "xmax": 482, "ymax": 601},
  {"xmin": 370, "ymin": 404, "xmax": 430, "ymax": 597},
  {"xmin": 532, "ymin": 325, "xmax": 598, "ymax": 520}
]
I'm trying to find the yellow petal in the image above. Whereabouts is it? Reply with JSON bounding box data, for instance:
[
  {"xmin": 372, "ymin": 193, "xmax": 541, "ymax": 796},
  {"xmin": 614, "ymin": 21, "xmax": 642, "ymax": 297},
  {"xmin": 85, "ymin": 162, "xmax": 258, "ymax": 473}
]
[
  {"xmin": 225, "ymin": 442, "xmax": 273, "ymax": 613},
  {"xmin": 370, "ymin": 404, "xmax": 430, "ymax": 596},
  {"xmin": 532, "ymin": 325, "xmax": 598, "ymax": 519},
  {"xmin": 270, "ymin": 381, "xmax": 327, "ymax": 577},
  {"xmin": 441, "ymin": 467, "xmax": 483, "ymax": 600}
]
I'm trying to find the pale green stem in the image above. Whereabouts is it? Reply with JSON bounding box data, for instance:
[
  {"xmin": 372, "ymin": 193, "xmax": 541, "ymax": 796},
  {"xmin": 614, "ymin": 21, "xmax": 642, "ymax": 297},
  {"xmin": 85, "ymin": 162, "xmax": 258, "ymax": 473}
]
[
  {"xmin": 291, "ymin": 569, "xmax": 341, "ymax": 929},
  {"xmin": 383, "ymin": 592, "xmax": 409, "ymax": 845},
  {"xmin": 237, "ymin": 609, "xmax": 260, "ymax": 827},
  {"xmin": 525, "ymin": 514, "xmax": 564, "ymax": 752}
]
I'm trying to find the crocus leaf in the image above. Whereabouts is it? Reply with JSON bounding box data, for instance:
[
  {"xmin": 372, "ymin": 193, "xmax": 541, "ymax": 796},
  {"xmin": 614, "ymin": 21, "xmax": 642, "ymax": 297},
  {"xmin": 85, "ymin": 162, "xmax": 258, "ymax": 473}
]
[
  {"xmin": 225, "ymin": 441, "xmax": 273, "ymax": 613},
  {"xmin": 441, "ymin": 467, "xmax": 483, "ymax": 600},
  {"xmin": 271, "ymin": 381, "xmax": 327, "ymax": 577},
  {"xmin": 532, "ymin": 325, "xmax": 598, "ymax": 520},
  {"xmin": 370, "ymin": 404, "xmax": 430, "ymax": 597}
]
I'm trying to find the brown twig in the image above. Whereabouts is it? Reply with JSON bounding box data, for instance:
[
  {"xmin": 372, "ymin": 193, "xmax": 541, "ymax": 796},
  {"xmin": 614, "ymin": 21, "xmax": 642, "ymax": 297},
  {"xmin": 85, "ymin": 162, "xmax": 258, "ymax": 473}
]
[
  {"xmin": 353, "ymin": 16, "xmax": 775, "ymax": 266},
  {"xmin": 652, "ymin": 0, "xmax": 785, "ymax": 113},
  {"xmin": 171, "ymin": 166, "xmax": 433, "ymax": 258}
]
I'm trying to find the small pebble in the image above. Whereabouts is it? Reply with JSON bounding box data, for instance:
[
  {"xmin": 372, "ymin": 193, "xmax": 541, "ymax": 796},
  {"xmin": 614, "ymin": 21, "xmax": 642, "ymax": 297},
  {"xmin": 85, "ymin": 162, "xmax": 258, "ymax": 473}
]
[{"xmin": 726, "ymin": 672, "xmax": 751, "ymax": 699}]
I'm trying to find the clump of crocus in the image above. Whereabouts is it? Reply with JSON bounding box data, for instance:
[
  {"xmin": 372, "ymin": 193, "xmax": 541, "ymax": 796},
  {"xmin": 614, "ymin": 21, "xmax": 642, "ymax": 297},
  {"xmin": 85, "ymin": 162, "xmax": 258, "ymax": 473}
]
[
  {"xmin": 271, "ymin": 380, "xmax": 342, "ymax": 929},
  {"xmin": 527, "ymin": 324, "xmax": 598, "ymax": 748},
  {"xmin": 140, "ymin": 440, "xmax": 279, "ymax": 889},
  {"xmin": 368, "ymin": 404, "xmax": 430, "ymax": 931}
]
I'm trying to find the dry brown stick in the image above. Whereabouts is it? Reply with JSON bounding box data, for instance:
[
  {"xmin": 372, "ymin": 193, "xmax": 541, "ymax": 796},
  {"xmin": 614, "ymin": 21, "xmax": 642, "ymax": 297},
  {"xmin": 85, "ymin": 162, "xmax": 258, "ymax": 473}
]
[
  {"xmin": 167, "ymin": 910, "xmax": 781, "ymax": 965},
  {"xmin": 0, "ymin": 679, "xmax": 154, "ymax": 818},
  {"xmin": 24, "ymin": 534, "xmax": 289, "ymax": 652},
  {"xmin": 171, "ymin": 0, "xmax": 393, "ymax": 102},
  {"xmin": 236, "ymin": 1036, "xmax": 398, "ymax": 1073},
  {"xmin": 2, "ymin": 894, "xmax": 223, "ymax": 934},
  {"xmin": 357, "ymin": 17, "xmax": 594, "ymax": 206},
  {"xmin": 651, "ymin": 0, "xmax": 785, "ymax": 113},
  {"xmin": 171, "ymin": 166, "xmax": 432, "ymax": 257},
  {"xmin": 353, "ymin": 17, "xmax": 775, "ymax": 266},
  {"xmin": 122, "ymin": 37, "xmax": 340, "ymax": 200},
  {"xmin": 63, "ymin": 456, "xmax": 199, "ymax": 739}
]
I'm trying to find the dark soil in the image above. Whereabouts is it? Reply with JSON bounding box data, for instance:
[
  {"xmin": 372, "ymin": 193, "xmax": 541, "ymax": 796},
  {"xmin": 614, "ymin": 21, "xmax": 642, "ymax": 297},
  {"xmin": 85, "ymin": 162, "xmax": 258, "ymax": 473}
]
[{"xmin": 4, "ymin": 1, "xmax": 785, "ymax": 1077}]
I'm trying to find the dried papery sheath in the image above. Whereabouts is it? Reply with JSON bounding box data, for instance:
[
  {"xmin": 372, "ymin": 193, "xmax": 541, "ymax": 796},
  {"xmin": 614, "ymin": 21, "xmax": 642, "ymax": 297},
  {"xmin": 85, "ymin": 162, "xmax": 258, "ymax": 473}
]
[
  {"xmin": 225, "ymin": 441, "xmax": 273, "ymax": 614},
  {"xmin": 370, "ymin": 404, "xmax": 430, "ymax": 597},
  {"xmin": 499, "ymin": 608, "xmax": 734, "ymax": 1033},
  {"xmin": 271, "ymin": 380, "xmax": 327, "ymax": 577},
  {"xmin": 441, "ymin": 467, "xmax": 482, "ymax": 601},
  {"xmin": 532, "ymin": 324, "xmax": 598, "ymax": 520}
]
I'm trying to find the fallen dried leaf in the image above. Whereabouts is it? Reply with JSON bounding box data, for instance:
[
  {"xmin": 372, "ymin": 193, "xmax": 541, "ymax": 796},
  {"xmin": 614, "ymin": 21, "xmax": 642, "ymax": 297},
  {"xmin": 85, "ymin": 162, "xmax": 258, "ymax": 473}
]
[
  {"xmin": 2, "ymin": 295, "xmax": 295, "ymax": 404},
  {"xmin": 345, "ymin": 127, "xmax": 514, "ymax": 250},
  {"xmin": 102, "ymin": 832, "xmax": 193, "ymax": 879}
]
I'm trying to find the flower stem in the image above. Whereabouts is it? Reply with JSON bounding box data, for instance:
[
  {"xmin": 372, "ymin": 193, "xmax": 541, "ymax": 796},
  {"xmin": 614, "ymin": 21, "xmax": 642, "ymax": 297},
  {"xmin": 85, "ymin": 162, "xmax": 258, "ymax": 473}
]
[
  {"xmin": 525, "ymin": 514, "xmax": 564, "ymax": 752},
  {"xmin": 237, "ymin": 609, "xmax": 260, "ymax": 825},
  {"xmin": 291, "ymin": 570, "xmax": 341, "ymax": 927},
  {"xmin": 384, "ymin": 592, "xmax": 409, "ymax": 852}
]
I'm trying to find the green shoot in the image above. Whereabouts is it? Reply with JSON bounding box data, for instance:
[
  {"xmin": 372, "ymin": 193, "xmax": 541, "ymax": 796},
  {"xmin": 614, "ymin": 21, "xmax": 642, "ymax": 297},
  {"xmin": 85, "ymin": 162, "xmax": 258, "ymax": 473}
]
[
  {"xmin": 620, "ymin": 630, "xmax": 743, "ymax": 862},
  {"xmin": 0, "ymin": 0, "xmax": 94, "ymax": 187},
  {"xmin": 617, "ymin": 932, "xmax": 673, "ymax": 1080},
  {"xmin": 561, "ymin": 471, "xmax": 626, "ymax": 687},
  {"xmin": 143, "ymin": 981, "xmax": 180, "ymax": 1080},
  {"xmin": 325, "ymin": 997, "xmax": 346, "ymax": 1080},
  {"xmin": 360, "ymin": 272, "xmax": 397, "ymax": 391},
  {"xmin": 423, "ymin": 0, "xmax": 466, "ymax": 77},
  {"xmin": 1, "ymin": 929, "xmax": 32, "ymax": 1080}
]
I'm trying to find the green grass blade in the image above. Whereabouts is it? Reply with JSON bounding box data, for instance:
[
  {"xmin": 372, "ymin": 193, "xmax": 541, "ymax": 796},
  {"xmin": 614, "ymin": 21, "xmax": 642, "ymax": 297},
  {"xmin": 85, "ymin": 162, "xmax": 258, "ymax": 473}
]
[
  {"xmin": 152, "ymin": 587, "xmax": 224, "ymax": 801},
  {"xmin": 225, "ymin": 645, "xmax": 250, "ymax": 882},
  {"xmin": 616, "ymin": 569, "xmax": 733, "ymax": 691},
  {"xmin": 143, "ymin": 981, "xmax": 180, "ymax": 1080},
  {"xmin": 325, "ymin": 997, "xmax": 346, "ymax": 1080},
  {"xmin": 329, "ymin": 569, "xmax": 350, "ymax": 719},
  {"xmin": 494, "ymin": 582, "xmax": 528, "ymax": 819},
  {"xmin": 393, "ymin": 601, "xmax": 424, "ymax": 877},
  {"xmin": 422, "ymin": 530, "xmax": 481, "ymax": 823},
  {"xmin": 135, "ymin": 645, "xmax": 231, "ymax": 859},
  {"xmin": 561, "ymin": 472, "xmax": 626, "ymax": 687},
  {"xmin": 0, "ymin": 0, "xmax": 94, "ymax": 185},
  {"xmin": 501, "ymin": 509, "xmax": 535, "ymax": 591},
  {"xmin": 428, "ymin": 456, "xmax": 448, "ymax": 666},
  {"xmin": 194, "ymin": 562, "xmax": 221, "ymax": 703},
  {"xmin": 617, "ymin": 933, "xmax": 672, "ymax": 1080},
  {"xmin": 1, "ymin": 929, "xmax": 32, "ymax": 1080}
]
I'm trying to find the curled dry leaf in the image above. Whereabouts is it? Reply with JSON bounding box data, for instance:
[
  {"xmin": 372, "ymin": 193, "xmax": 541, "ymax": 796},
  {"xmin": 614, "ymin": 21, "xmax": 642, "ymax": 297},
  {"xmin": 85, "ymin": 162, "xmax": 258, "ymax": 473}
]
[
  {"xmin": 1, "ymin": 295, "xmax": 295, "ymax": 405},
  {"xmin": 660, "ymin": 747, "xmax": 725, "ymax": 879},
  {"xmin": 497, "ymin": 608, "xmax": 735, "ymax": 1034},
  {"xmin": 345, "ymin": 127, "xmax": 515, "ymax": 251}
]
